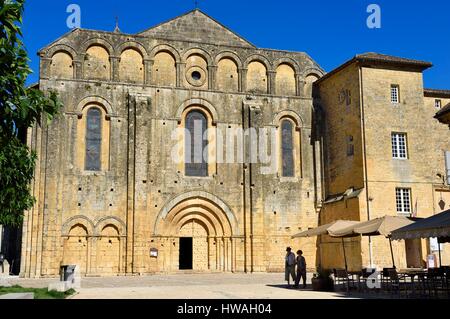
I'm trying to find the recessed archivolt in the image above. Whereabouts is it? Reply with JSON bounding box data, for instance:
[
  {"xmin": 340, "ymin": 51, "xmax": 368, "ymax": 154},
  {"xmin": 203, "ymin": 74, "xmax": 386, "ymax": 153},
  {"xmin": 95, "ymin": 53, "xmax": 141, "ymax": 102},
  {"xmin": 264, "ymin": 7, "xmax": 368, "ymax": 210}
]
[
  {"xmin": 75, "ymin": 96, "xmax": 114, "ymax": 117},
  {"xmin": 149, "ymin": 44, "xmax": 181, "ymax": 63},
  {"xmin": 45, "ymin": 44, "xmax": 78, "ymax": 60},
  {"xmin": 175, "ymin": 98, "xmax": 218, "ymax": 124},
  {"xmin": 116, "ymin": 41, "xmax": 149, "ymax": 60},
  {"xmin": 62, "ymin": 215, "xmax": 95, "ymax": 236},
  {"xmin": 243, "ymin": 54, "xmax": 272, "ymax": 71},
  {"xmin": 302, "ymin": 67, "xmax": 325, "ymax": 78},
  {"xmin": 80, "ymin": 38, "xmax": 115, "ymax": 56},
  {"xmin": 273, "ymin": 57, "xmax": 301, "ymax": 74},
  {"xmin": 94, "ymin": 216, "xmax": 126, "ymax": 236},
  {"xmin": 165, "ymin": 205, "xmax": 228, "ymax": 236},
  {"xmin": 154, "ymin": 191, "xmax": 238, "ymax": 236},
  {"xmin": 176, "ymin": 213, "xmax": 219, "ymax": 237},
  {"xmin": 273, "ymin": 110, "xmax": 304, "ymax": 127},
  {"xmin": 183, "ymin": 48, "xmax": 213, "ymax": 66},
  {"xmin": 214, "ymin": 51, "xmax": 243, "ymax": 69}
]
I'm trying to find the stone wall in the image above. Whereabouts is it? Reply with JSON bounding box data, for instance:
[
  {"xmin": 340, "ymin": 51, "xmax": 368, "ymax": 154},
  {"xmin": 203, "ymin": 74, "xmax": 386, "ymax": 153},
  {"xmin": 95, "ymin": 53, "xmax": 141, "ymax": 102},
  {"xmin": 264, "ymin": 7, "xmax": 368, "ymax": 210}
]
[{"xmin": 20, "ymin": 11, "xmax": 324, "ymax": 277}]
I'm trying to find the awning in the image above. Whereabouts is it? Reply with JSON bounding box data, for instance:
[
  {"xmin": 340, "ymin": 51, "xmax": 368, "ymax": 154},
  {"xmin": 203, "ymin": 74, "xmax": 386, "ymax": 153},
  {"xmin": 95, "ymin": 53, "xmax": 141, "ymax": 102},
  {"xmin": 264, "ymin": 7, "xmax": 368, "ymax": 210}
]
[
  {"xmin": 331, "ymin": 215, "xmax": 416, "ymax": 238},
  {"xmin": 291, "ymin": 220, "xmax": 359, "ymax": 238},
  {"xmin": 291, "ymin": 220, "xmax": 359, "ymax": 271},
  {"xmin": 391, "ymin": 209, "xmax": 450, "ymax": 241}
]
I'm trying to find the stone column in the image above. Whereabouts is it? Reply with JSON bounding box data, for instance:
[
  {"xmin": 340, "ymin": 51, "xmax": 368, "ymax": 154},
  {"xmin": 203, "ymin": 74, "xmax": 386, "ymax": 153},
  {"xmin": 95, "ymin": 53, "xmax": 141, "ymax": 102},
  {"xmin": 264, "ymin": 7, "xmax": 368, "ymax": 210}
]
[
  {"xmin": 40, "ymin": 56, "xmax": 52, "ymax": 80},
  {"xmin": 268, "ymin": 70, "xmax": 276, "ymax": 95},
  {"xmin": 239, "ymin": 68, "xmax": 248, "ymax": 92},
  {"xmin": 110, "ymin": 56, "xmax": 120, "ymax": 82},
  {"xmin": 176, "ymin": 62, "xmax": 186, "ymax": 88},
  {"xmin": 208, "ymin": 237, "xmax": 213, "ymax": 270},
  {"xmin": 144, "ymin": 59, "xmax": 154, "ymax": 85},
  {"xmin": 73, "ymin": 60, "xmax": 83, "ymax": 80},
  {"xmin": 208, "ymin": 65, "xmax": 218, "ymax": 90},
  {"xmin": 216, "ymin": 238, "xmax": 220, "ymax": 271},
  {"xmin": 295, "ymin": 74, "xmax": 304, "ymax": 97},
  {"xmin": 87, "ymin": 237, "xmax": 95, "ymax": 276},
  {"xmin": 126, "ymin": 95, "xmax": 137, "ymax": 274}
]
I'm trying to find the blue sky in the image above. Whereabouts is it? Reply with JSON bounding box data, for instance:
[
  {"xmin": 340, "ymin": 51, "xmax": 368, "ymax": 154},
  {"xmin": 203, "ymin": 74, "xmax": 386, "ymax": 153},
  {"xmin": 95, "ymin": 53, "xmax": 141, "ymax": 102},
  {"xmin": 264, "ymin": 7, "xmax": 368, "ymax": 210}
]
[{"xmin": 23, "ymin": 0, "xmax": 449, "ymax": 89}]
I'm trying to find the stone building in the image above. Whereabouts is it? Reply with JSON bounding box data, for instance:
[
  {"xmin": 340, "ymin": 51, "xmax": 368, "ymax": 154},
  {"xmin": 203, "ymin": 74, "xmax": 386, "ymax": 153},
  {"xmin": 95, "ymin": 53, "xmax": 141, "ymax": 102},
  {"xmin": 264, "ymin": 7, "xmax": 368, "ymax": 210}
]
[
  {"xmin": 20, "ymin": 10, "xmax": 324, "ymax": 277},
  {"xmin": 19, "ymin": 10, "xmax": 450, "ymax": 277},
  {"xmin": 315, "ymin": 54, "xmax": 450, "ymax": 270}
]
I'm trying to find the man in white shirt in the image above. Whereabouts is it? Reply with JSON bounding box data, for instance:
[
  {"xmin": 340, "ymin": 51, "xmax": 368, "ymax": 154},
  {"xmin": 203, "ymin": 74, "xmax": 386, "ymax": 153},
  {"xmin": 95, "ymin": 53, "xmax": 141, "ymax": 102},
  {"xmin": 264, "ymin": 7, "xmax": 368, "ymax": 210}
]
[{"xmin": 285, "ymin": 247, "xmax": 296, "ymax": 287}]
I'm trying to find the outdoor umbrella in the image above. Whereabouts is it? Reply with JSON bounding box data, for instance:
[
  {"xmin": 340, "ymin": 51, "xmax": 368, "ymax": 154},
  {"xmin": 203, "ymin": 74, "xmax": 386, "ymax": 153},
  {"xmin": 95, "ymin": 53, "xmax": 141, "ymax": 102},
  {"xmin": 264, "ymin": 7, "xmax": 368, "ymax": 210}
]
[
  {"xmin": 391, "ymin": 209, "xmax": 450, "ymax": 267},
  {"xmin": 331, "ymin": 215, "xmax": 416, "ymax": 268},
  {"xmin": 292, "ymin": 220, "xmax": 359, "ymax": 271}
]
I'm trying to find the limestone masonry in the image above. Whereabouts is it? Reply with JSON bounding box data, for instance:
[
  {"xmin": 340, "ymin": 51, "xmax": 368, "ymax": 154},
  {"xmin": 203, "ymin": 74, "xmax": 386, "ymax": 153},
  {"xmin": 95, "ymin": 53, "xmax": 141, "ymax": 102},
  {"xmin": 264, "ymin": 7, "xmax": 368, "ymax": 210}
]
[{"xmin": 19, "ymin": 10, "xmax": 450, "ymax": 277}]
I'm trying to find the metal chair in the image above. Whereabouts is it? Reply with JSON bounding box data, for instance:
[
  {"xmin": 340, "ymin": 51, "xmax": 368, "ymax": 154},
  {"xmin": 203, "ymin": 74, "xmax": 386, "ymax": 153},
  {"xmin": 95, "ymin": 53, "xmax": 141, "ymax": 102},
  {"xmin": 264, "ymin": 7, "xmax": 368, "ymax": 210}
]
[
  {"xmin": 358, "ymin": 268, "xmax": 377, "ymax": 292},
  {"xmin": 387, "ymin": 269, "xmax": 407, "ymax": 297},
  {"xmin": 381, "ymin": 268, "xmax": 395, "ymax": 290},
  {"xmin": 333, "ymin": 268, "xmax": 350, "ymax": 292}
]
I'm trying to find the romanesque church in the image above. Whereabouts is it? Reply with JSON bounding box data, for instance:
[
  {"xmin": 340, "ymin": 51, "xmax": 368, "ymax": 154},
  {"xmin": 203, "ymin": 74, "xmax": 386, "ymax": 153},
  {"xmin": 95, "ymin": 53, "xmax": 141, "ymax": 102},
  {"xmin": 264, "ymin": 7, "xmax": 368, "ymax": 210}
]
[{"xmin": 16, "ymin": 10, "xmax": 450, "ymax": 277}]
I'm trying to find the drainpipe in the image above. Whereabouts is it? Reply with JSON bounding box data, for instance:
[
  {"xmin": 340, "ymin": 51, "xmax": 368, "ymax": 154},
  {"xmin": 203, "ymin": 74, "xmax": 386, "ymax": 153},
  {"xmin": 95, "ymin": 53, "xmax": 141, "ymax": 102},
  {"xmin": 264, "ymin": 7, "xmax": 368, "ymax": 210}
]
[{"xmin": 359, "ymin": 66, "xmax": 373, "ymax": 267}]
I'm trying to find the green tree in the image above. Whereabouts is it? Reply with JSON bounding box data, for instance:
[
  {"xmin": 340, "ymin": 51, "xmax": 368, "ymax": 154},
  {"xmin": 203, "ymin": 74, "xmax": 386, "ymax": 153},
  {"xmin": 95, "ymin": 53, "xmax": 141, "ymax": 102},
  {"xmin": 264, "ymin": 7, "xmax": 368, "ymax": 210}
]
[{"xmin": 0, "ymin": 0, "xmax": 62, "ymax": 226}]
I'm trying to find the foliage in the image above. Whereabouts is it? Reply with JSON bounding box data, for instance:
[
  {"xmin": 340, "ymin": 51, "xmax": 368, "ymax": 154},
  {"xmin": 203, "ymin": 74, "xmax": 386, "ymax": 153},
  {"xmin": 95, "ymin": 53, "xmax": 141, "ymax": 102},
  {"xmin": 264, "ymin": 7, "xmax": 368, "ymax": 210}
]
[
  {"xmin": 0, "ymin": 136, "xmax": 36, "ymax": 225},
  {"xmin": 0, "ymin": 0, "xmax": 62, "ymax": 226},
  {"xmin": 0, "ymin": 285, "xmax": 76, "ymax": 299}
]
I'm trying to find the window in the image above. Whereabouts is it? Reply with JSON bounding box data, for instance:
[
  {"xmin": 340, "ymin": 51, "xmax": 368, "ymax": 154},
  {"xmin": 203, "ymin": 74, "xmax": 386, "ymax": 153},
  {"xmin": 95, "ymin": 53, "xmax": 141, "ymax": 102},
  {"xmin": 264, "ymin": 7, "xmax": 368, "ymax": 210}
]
[
  {"xmin": 435, "ymin": 99, "xmax": 442, "ymax": 109},
  {"xmin": 185, "ymin": 110, "xmax": 208, "ymax": 177},
  {"xmin": 396, "ymin": 188, "xmax": 411, "ymax": 214},
  {"xmin": 281, "ymin": 120, "xmax": 294, "ymax": 177},
  {"xmin": 391, "ymin": 85, "xmax": 399, "ymax": 104},
  {"xmin": 391, "ymin": 132, "xmax": 408, "ymax": 159},
  {"xmin": 85, "ymin": 107, "xmax": 102, "ymax": 171},
  {"xmin": 347, "ymin": 135, "xmax": 354, "ymax": 157}
]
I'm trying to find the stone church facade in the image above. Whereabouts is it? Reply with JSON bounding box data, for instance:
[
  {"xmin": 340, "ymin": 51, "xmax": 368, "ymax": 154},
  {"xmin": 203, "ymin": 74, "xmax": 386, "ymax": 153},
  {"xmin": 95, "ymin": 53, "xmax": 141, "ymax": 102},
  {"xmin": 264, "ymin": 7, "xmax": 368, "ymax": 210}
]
[{"xmin": 19, "ymin": 10, "xmax": 450, "ymax": 278}]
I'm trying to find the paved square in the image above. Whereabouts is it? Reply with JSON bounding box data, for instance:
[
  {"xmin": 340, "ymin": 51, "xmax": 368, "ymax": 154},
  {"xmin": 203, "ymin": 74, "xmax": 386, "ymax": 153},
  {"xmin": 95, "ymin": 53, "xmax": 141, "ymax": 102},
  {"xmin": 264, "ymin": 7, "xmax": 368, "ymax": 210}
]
[{"xmin": 8, "ymin": 273, "xmax": 384, "ymax": 299}]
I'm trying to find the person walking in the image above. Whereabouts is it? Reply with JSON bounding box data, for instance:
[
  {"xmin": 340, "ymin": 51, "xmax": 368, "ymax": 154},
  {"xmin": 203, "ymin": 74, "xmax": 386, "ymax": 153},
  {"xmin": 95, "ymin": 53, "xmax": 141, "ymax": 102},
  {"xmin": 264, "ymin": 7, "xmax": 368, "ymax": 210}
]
[
  {"xmin": 294, "ymin": 250, "xmax": 307, "ymax": 288},
  {"xmin": 285, "ymin": 247, "xmax": 296, "ymax": 287}
]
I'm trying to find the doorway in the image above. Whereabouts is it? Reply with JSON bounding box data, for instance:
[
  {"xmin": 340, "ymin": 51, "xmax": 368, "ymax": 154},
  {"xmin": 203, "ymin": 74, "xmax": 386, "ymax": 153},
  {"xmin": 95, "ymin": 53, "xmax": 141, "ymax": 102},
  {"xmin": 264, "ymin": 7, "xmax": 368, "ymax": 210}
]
[
  {"xmin": 179, "ymin": 237, "xmax": 193, "ymax": 270},
  {"xmin": 405, "ymin": 239, "xmax": 423, "ymax": 268}
]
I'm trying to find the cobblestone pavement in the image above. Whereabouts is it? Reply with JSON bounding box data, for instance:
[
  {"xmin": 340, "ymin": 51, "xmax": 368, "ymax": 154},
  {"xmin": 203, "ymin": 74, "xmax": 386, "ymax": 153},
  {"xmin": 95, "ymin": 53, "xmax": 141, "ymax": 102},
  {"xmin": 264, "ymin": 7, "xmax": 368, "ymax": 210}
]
[{"xmin": 8, "ymin": 273, "xmax": 384, "ymax": 299}]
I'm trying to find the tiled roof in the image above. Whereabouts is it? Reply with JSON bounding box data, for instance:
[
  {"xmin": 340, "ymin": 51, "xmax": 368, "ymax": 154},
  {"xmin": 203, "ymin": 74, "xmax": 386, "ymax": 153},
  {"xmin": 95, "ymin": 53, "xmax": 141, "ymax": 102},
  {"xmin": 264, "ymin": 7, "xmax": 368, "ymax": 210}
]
[
  {"xmin": 355, "ymin": 53, "xmax": 433, "ymax": 68},
  {"xmin": 424, "ymin": 88, "xmax": 450, "ymax": 98},
  {"xmin": 316, "ymin": 52, "xmax": 433, "ymax": 85}
]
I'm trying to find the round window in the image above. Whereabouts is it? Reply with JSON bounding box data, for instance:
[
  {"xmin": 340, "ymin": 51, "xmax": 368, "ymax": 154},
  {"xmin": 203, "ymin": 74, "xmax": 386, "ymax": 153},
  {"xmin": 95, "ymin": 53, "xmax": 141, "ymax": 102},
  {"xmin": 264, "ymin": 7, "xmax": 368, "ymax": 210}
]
[{"xmin": 191, "ymin": 71, "xmax": 202, "ymax": 81}]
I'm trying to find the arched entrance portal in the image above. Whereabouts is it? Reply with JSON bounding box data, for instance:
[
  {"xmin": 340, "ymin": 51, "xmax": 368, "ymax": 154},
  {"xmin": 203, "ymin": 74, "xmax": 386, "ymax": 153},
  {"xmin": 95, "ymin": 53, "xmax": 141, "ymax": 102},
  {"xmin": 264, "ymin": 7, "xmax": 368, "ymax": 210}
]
[{"xmin": 154, "ymin": 192, "xmax": 239, "ymax": 272}]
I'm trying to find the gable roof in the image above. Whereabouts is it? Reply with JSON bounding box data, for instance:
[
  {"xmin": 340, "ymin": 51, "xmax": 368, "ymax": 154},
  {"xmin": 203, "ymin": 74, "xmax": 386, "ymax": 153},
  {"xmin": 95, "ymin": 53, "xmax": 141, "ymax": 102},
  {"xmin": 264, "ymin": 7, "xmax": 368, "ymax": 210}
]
[{"xmin": 138, "ymin": 9, "xmax": 255, "ymax": 48}]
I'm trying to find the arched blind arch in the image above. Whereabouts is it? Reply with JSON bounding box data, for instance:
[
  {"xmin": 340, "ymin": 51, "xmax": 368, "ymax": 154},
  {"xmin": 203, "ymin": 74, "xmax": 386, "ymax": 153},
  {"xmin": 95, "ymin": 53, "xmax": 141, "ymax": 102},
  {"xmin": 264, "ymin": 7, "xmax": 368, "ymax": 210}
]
[
  {"xmin": 85, "ymin": 107, "xmax": 102, "ymax": 171},
  {"xmin": 185, "ymin": 110, "xmax": 208, "ymax": 177},
  {"xmin": 281, "ymin": 119, "xmax": 294, "ymax": 177}
]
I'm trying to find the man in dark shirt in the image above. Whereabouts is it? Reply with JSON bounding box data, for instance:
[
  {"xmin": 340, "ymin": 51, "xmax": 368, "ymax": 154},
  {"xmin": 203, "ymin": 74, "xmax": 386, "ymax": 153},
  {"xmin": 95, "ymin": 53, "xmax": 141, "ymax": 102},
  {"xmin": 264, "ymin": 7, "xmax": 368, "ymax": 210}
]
[{"xmin": 294, "ymin": 250, "xmax": 307, "ymax": 288}]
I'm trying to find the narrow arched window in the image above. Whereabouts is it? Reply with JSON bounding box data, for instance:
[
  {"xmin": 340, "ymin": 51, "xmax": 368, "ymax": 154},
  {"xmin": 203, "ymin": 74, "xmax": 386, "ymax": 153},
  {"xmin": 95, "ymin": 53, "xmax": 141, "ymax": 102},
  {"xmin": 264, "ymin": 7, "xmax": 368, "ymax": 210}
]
[
  {"xmin": 185, "ymin": 110, "xmax": 208, "ymax": 177},
  {"xmin": 85, "ymin": 107, "xmax": 102, "ymax": 171},
  {"xmin": 281, "ymin": 120, "xmax": 294, "ymax": 177}
]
